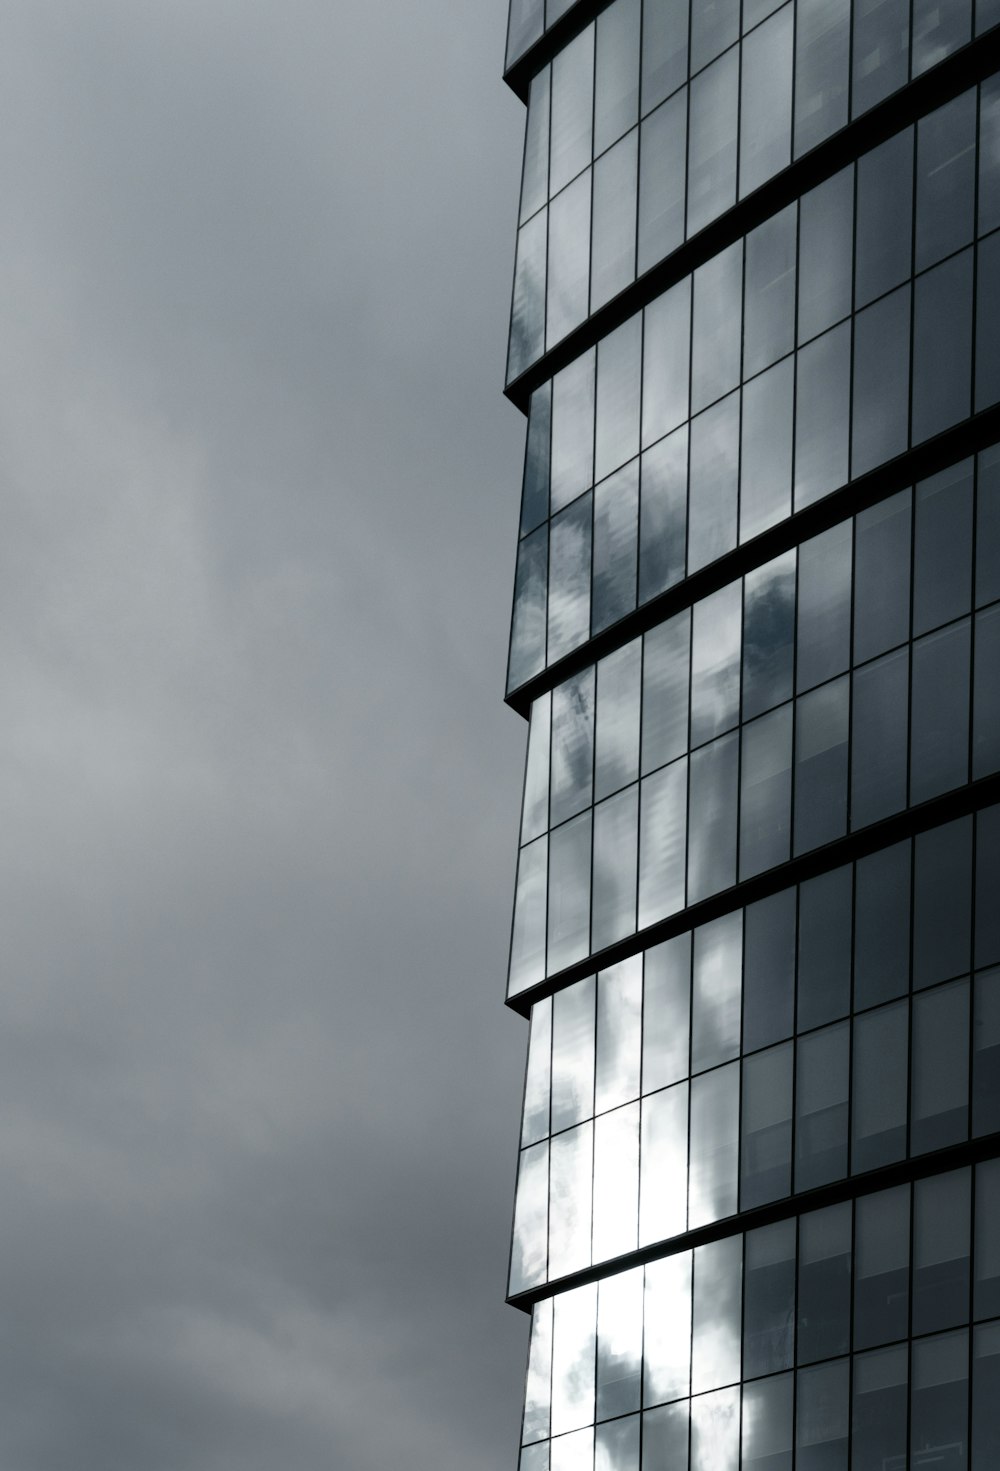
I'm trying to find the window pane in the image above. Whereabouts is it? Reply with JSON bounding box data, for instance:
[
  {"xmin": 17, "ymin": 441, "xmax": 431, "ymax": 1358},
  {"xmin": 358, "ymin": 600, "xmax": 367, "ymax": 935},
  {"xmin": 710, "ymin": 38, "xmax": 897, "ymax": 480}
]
[
  {"xmin": 639, "ymin": 759, "xmax": 688, "ymax": 927},
  {"xmin": 740, "ymin": 705, "xmax": 793, "ymax": 878},
  {"xmin": 552, "ymin": 1283, "xmax": 598, "ymax": 1434},
  {"xmin": 794, "ymin": 675, "xmax": 849, "ymax": 854},
  {"xmin": 593, "ymin": 1103, "xmax": 640, "ymax": 1261},
  {"xmin": 911, "ymin": 619, "xmax": 971, "ymax": 806},
  {"xmin": 642, "ymin": 933, "xmax": 691, "ymax": 1093},
  {"xmin": 740, "ymin": 357, "xmax": 793, "ymax": 541},
  {"xmin": 642, "ymin": 278, "xmax": 690, "ymax": 446},
  {"xmin": 692, "ymin": 1235, "xmax": 742, "ymax": 1391},
  {"xmin": 689, "ymin": 1061, "xmax": 739, "ymax": 1226},
  {"xmin": 591, "ymin": 131, "xmax": 638, "ymax": 311},
  {"xmin": 796, "ymin": 1359, "xmax": 849, "ymax": 1471},
  {"xmin": 523, "ymin": 997, "xmax": 552, "ymax": 1148},
  {"xmin": 687, "ymin": 49, "xmax": 739, "ymax": 235},
  {"xmin": 798, "ymin": 1202, "xmax": 852, "ymax": 1363},
  {"xmin": 509, "ymin": 210, "xmax": 548, "ymax": 379},
  {"xmin": 595, "ymin": 317, "xmax": 641, "ymax": 483},
  {"xmin": 973, "ymin": 1322, "xmax": 1000, "ymax": 1466},
  {"xmin": 742, "ymin": 551, "xmax": 796, "ymax": 721},
  {"xmin": 690, "ymin": 1387, "xmax": 739, "ymax": 1471},
  {"xmin": 548, "ymin": 494, "xmax": 592, "ymax": 662},
  {"xmin": 638, "ymin": 92, "xmax": 687, "ymax": 274},
  {"xmin": 913, "ymin": 248, "xmax": 974, "ymax": 444},
  {"xmin": 744, "ymin": 1218, "xmax": 796, "ymax": 1378},
  {"xmin": 913, "ymin": 1168, "xmax": 972, "ymax": 1336},
  {"xmin": 978, "ymin": 231, "xmax": 1000, "ymax": 410},
  {"xmin": 521, "ymin": 69, "xmax": 551, "ymax": 226},
  {"xmin": 852, "ymin": 1345, "xmax": 908, "ymax": 1471},
  {"xmin": 795, "ymin": 1021, "xmax": 850, "ymax": 1191},
  {"xmin": 639, "ymin": 1083, "xmax": 688, "ymax": 1243},
  {"xmin": 524, "ymin": 1296, "xmax": 553, "ymax": 1444},
  {"xmin": 851, "ymin": 285, "xmax": 910, "ymax": 477},
  {"xmin": 974, "ymin": 967, "xmax": 1000, "ymax": 1137},
  {"xmin": 976, "ymin": 805, "xmax": 1000, "ymax": 969},
  {"xmin": 595, "ymin": 1415, "xmax": 640, "ymax": 1471},
  {"xmin": 552, "ymin": 976, "xmax": 596, "ymax": 1134},
  {"xmin": 975, "ymin": 1158, "xmax": 1000, "ymax": 1318},
  {"xmin": 688, "ymin": 732, "xmax": 738, "ymax": 903},
  {"xmin": 644, "ymin": 1251, "xmax": 691, "ymax": 1405},
  {"xmin": 691, "ymin": 242, "xmax": 742, "ymax": 415},
  {"xmin": 854, "ymin": 840, "xmax": 910, "ymax": 1009},
  {"xmin": 852, "ymin": 1002, "xmax": 908, "ymax": 1174},
  {"xmin": 642, "ymin": 1402, "xmax": 689, "ymax": 1467},
  {"xmin": 592, "ymin": 463, "xmax": 639, "ymax": 635},
  {"xmin": 592, "ymin": 785, "xmax": 639, "ymax": 951},
  {"xmin": 740, "ymin": 4, "xmax": 793, "ymax": 196},
  {"xmin": 980, "ymin": 74, "xmax": 1000, "ymax": 236},
  {"xmin": 915, "ymin": 90, "xmax": 977, "ymax": 271},
  {"xmin": 794, "ymin": 323, "xmax": 850, "ymax": 509},
  {"xmin": 795, "ymin": 0, "xmax": 850, "ymax": 155},
  {"xmin": 548, "ymin": 810, "xmax": 592, "ymax": 974},
  {"xmin": 913, "ymin": 0, "xmax": 971, "ymax": 71},
  {"xmin": 977, "ymin": 446, "xmax": 1000, "ymax": 607},
  {"xmin": 913, "ymin": 459, "xmax": 974, "ymax": 636},
  {"xmin": 797, "ymin": 521, "xmax": 852, "ymax": 691},
  {"xmin": 595, "ymin": 640, "xmax": 641, "ymax": 803},
  {"xmin": 641, "ymin": 0, "xmax": 689, "ymax": 114},
  {"xmin": 639, "ymin": 427, "xmax": 687, "ymax": 603},
  {"xmin": 975, "ymin": 604, "xmax": 1000, "ymax": 778},
  {"xmin": 741, "ymin": 1042, "xmax": 793, "ymax": 1208},
  {"xmin": 913, "ymin": 817, "xmax": 973, "ymax": 989},
  {"xmin": 798, "ymin": 169, "xmax": 853, "ymax": 344},
  {"xmin": 691, "ymin": 583, "xmax": 741, "ymax": 746},
  {"xmin": 511, "ymin": 1141, "xmax": 549, "ymax": 1293},
  {"xmin": 854, "ymin": 488, "xmax": 912, "ymax": 665},
  {"xmin": 549, "ymin": 1121, "xmax": 593, "ymax": 1278},
  {"xmin": 509, "ymin": 525, "xmax": 549, "ymax": 691},
  {"xmin": 690, "ymin": 0, "xmax": 739, "ymax": 72},
  {"xmin": 855, "ymin": 129, "xmax": 913, "ymax": 308},
  {"xmin": 797, "ymin": 866, "xmax": 852, "ymax": 1032},
  {"xmin": 551, "ymin": 351, "xmax": 595, "ymax": 513},
  {"xmin": 850, "ymin": 647, "xmax": 909, "ymax": 828},
  {"xmin": 594, "ymin": 0, "xmax": 640, "ymax": 155},
  {"xmin": 691, "ymin": 910, "xmax": 742, "ymax": 1073},
  {"xmin": 744, "ymin": 205, "xmax": 796, "ymax": 377},
  {"xmin": 912, "ymin": 978, "xmax": 970, "ymax": 1155},
  {"xmin": 911, "ymin": 1331, "xmax": 969, "ymax": 1471},
  {"xmin": 854, "ymin": 1186, "xmax": 910, "ymax": 1348},
  {"xmin": 547, "ymin": 171, "xmax": 593, "ymax": 347},
  {"xmin": 743, "ymin": 888, "xmax": 796, "ymax": 1052},
  {"xmin": 641, "ymin": 610, "xmax": 689, "ymax": 776},
  {"xmin": 852, "ymin": 0, "xmax": 909, "ymax": 116},
  {"xmin": 550, "ymin": 28, "xmax": 594, "ymax": 196},
  {"xmin": 522, "ymin": 382, "xmax": 552, "ymax": 536},
  {"xmin": 510, "ymin": 835, "xmax": 549, "ymax": 997},
  {"xmin": 742, "ymin": 1373, "xmax": 793, "ymax": 1471}
]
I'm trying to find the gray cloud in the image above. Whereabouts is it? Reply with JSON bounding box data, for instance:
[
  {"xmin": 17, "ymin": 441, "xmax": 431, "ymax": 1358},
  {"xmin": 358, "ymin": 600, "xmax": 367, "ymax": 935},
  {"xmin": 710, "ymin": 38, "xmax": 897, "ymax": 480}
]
[{"xmin": 0, "ymin": 2, "xmax": 530, "ymax": 1466}]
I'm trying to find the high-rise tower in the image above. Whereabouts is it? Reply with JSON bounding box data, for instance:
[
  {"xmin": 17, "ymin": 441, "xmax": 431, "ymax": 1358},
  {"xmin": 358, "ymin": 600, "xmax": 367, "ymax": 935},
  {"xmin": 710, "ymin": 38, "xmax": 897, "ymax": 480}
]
[{"xmin": 499, "ymin": 2, "xmax": 1000, "ymax": 1467}]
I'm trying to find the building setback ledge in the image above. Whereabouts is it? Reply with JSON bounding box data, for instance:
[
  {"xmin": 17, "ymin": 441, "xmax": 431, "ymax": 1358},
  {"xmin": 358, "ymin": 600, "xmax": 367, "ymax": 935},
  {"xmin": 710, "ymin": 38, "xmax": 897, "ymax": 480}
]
[
  {"xmin": 505, "ymin": 1128, "xmax": 1000, "ymax": 1311},
  {"xmin": 504, "ymin": 773, "xmax": 1000, "ymax": 1017},
  {"xmin": 502, "ymin": 25, "xmax": 1000, "ymax": 414}
]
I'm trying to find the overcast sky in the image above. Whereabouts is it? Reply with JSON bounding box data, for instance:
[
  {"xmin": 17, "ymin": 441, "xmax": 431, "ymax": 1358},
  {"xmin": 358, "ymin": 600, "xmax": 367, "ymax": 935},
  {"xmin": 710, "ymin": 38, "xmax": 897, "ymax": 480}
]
[{"xmin": 0, "ymin": 3, "xmax": 530, "ymax": 1467}]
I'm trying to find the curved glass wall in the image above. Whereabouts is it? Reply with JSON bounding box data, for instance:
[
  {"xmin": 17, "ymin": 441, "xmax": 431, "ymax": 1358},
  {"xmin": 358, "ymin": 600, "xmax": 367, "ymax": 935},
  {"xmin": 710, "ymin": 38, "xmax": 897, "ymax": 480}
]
[
  {"xmin": 508, "ymin": 76, "xmax": 1000, "ymax": 691},
  {"xmin": 508, "ymin": 449, "xmax": 1000, "ymax": 997},
  {"xmin": 510, "ymin": 801, "xmax": 1000, "ymax": 1290},
  {"xmin": 507, "ymin": 6, "xmax": 1000, "ymax": 379},
  {"xmin": 517, "ymin": 1159, "xmax": 1000, "ymax": 1467}
]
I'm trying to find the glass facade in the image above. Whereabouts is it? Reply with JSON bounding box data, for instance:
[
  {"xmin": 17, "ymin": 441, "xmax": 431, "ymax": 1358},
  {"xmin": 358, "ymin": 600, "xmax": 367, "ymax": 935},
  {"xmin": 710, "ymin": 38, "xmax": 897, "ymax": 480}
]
[{"xmin": 499, "ymin": 2, "xmax": 1000, "ymax": 1467}]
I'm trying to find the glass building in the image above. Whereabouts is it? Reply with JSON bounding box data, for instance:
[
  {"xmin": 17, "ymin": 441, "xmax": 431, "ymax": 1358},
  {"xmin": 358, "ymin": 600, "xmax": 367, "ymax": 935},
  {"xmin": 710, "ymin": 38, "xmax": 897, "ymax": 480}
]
[{"xmin": 498, "ymin": 1, "xmax": 1000, "ymax": 1467}]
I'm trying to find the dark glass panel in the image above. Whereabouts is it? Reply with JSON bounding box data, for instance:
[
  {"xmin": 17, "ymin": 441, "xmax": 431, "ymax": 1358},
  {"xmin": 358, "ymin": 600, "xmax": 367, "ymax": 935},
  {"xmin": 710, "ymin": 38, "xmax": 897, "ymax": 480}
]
[
  {"xmin": 852, "ymin": 0, "xmax": 909, "ymax": 117},
  {"xmin": 506, "ymin": 0, "xmax": 544, "ymax": 68},
  {"xmin": 739, "ymin": 705, "xmax": 793, "ymax": 880},
  {"xmin": 911, "ymin": 978, "xmax": 970, "ymax": 1154},
  {"xmin": 981, "ymin": 0, "xmax": 1000, "ymax": 28},
  {"xmin": 913, "ymin": 818, "xmax": 973, "ymax": 989},
  {"xmin": 522, "ymin": 382, "xmax": 552, "ymax": 536},
  {"xmin": 796, "ymin": 1359, "xmax": 849, "ymax": 1471},
  {"xmin": 591, "ymin": 131, "xmax": 638, "ymax": 311},
  {"xmin": 510, "ymin": 1138, "xmax": 548, "ymax": 1291},
  {"xmin": 852, "ymin": 1345, "xmax": 908, "ymax": 1471},
  {"xmin": 798, "ymin": 169, "xmax": 853, "ymax": 345},
  {"xmin": 638, "ymin": 758, "xmax": 688, "ymax": 928},
  {"xmin": 854, "ymin": 841, "xmax": 911, "ymax": 1011},
  {"xmin": 521, "ymin": 68, "xmax": 551, "ymax": 226},
  {"xmin": 795, "ymin": 0, "xmax": 850, "ymax": 156},
  {"xmin": 913, "ymin": 0, "xmax": 972, "ymax": 71},
  {"xmin": 798, "ymin": 1201, "xmax": 852, "ymax": 1363},
  {"xmin": 740, "ymin": 357, "xmax": 793, "ymax": 541},
  {"xmin": 687, "ymin": 49, "xmax": 739, "ymax": 235},
  {"xmin": 594, "ymin": 0, "xmax": 640, "ymax": 155},
  {"xmin": 551, "ymin": 350, "xmax": 595, "ymax": 514},
  {"xmin": 977, "ymin": 445, "xmax": 1000, "ymax": 607},
  {"xmin": 509, "ymin": 525, "xmax": 549, "ymax": 691},
  {"xmin": 973, "ymin": 1323, "xmax": 1000, "ymax": 1466},
  {"xmin": 595, "ymin": 1416, "xmax": 640, "ymax": 1471},
  {"xmin": 509, "ymin": 835, "xmax": 548, "ymax": 997},
  {"xmin": 690, "ymin": 0, "xmax": 739, "ymax": 74},
  {"xmin": 743, "ymin": 888, "xmax": 796, "ymax": 1052},
  {"xmin": 852, "ymin": 1002, "xmax": 908, "ymax": 1173},
  {"xmin": 851, "ymin": 285, "xmax": 910, "ymax": 477},
  {"xmin": 976, "ymin": 1159, "xmax": 1000, "ymax": 1318},
  {"xmin": 592, "ymin": 786, "xmax": 639, "ymax": 951},
  {"xmin": 974, "ymin": 967, "xmax": 1000, "ymax": 1136},
  {"xmin": 913, "ymin": 1169, "xmax": 972, "ymax": 1336},
  {"xmin": 740, "ymin": 1042, "xmax": 793, "ymax": 1208},
  {"xmin": 797, "ymin": 521, "xmax": 852, "ymax": 692},
  {"xmin": 795, "ymin": 1022, "xmax": 850, "ymax": 1191},
  {"xmin": 854, "ymin": 488, "xmax": 912, "ymax": 665},
  {"xmin": 794, "ymin": 676, "xmax": 849, "ymax": 854},
  {"xmin": 550, "ymin": 667, "xmax": 595, "ymax": 828},
  {"xmin": 641, "ymin": 1402, "xmax": 688, "ymax": 1470},
  {"xmin": 547, "ymin": 809, "xmax": 592, "ymax": 974},
  {"xmin": 913, "ymin": 459, "xmax": 974, "ymax": 637},
  {"xmin": 595, "ymin": 317, "xmax": 641, "ymax": 484},
  {"xmin": 742, "ymin": 551, "xmax": 796, "ymax": 722},
  {"xmin": 977, "ymin": 805, "xmax": 1000, "ymax": 969},
  {"xmin": 980, "ymin": 75, "xmax": 1000, "ymax": 236},
  {"xmin": 522, "ymin": 996, "xmax": 552, "ymax": 1148},
  {"xmin": 855, "ymin": 129, "xmax": 913, "ymax": 308},
  {"xmin": 691, "ymin": 910, "xmax": 742, "ymax": 1074},
  {"xmin": 688, "ymin": 1061, "xmax": 739, "ymax": 1226},
  {"xmin": 910, "ymin": 1332, "xmax": 969, "ymax": 1471},
  {"xmin": 797, "ymin": 865, "xmax": 852, "ymax": 1032},
  {"xmin": 641, "ymin": 0, "xmax": 689, "ymax": 115},
  {"xmin": 638, "ymin": 427, "xmax": 687, "ymax": 603},
  {"xmin": 592, "ymin": 463, "xmax": 638, "ymax": 634},
  {"xmin": 740, "ymin": 4, "xmax": 793, "ymax": 197},
  {"xmin": 743, "ymin": 205, "xmax": 796, "ymax": 378},
  {"xmin": 642, "ymin": 277, "xmax": 690, "ymax": 447},
  {"xmin": 642, "ymin": 933, "xmax": 691, "ymax": 1093},
  {"xmin": 910, "ymin": 619, "xmax": 972, "ymax": 806},
  {"xmin": 916, "ymin": 90, "xmax": 977, "ymax": 271},
  {"xmin": 913, "ymin": 248, "xmax": 974, "ymax": 443},
  {"xmin": 595, "ymin": 639, "xmax": 641, "ymax": 803},
  {"xmin": 744, "ymin": 1219, "xmax": 796, "ymax": 1379},
  {"xmin": 691, "ymin": 732, "xmax": 738, "ymax": 900},
  {"xmin": 977, "ymin": 232, "xmax": 1000, "ymax": 410},
  {"xmin": 688, "ymin": 392, "xmax": 738, "ymax": 573},
  {"xmin": 691, "ymin": 242, "xmax": 742, "ymax": 415},
  {"xmin": 640, "ymin": 609, "xmax": 689, "ymax": 776},
  {"xmin": 794, "ymin": 322, "xmax": 850, "ymax": 510},
  {"xmin": 850, "ymin": 647, "xmax": 909, "ymax": 828},
  {"xmin": 547, "ymin": 171, "xmax": 592, "ymax": 347},
  {"xmin": 638, "ymin": 92, "xmax": 687, "ymax": 274},
  {"xmin": 854, "ymin": 1186, "xmax": 910, "ymax": 1348},
  {"xmin": 549, "ymin": 27, "xmax": 594, "ymax": 197},
  {"xmin": 509, "ymin": 210, "xmax": 548, "ymax": 381},
  {"xmin": 521, "ymin": 691, "xmax": 551, "ymax": 846}
]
